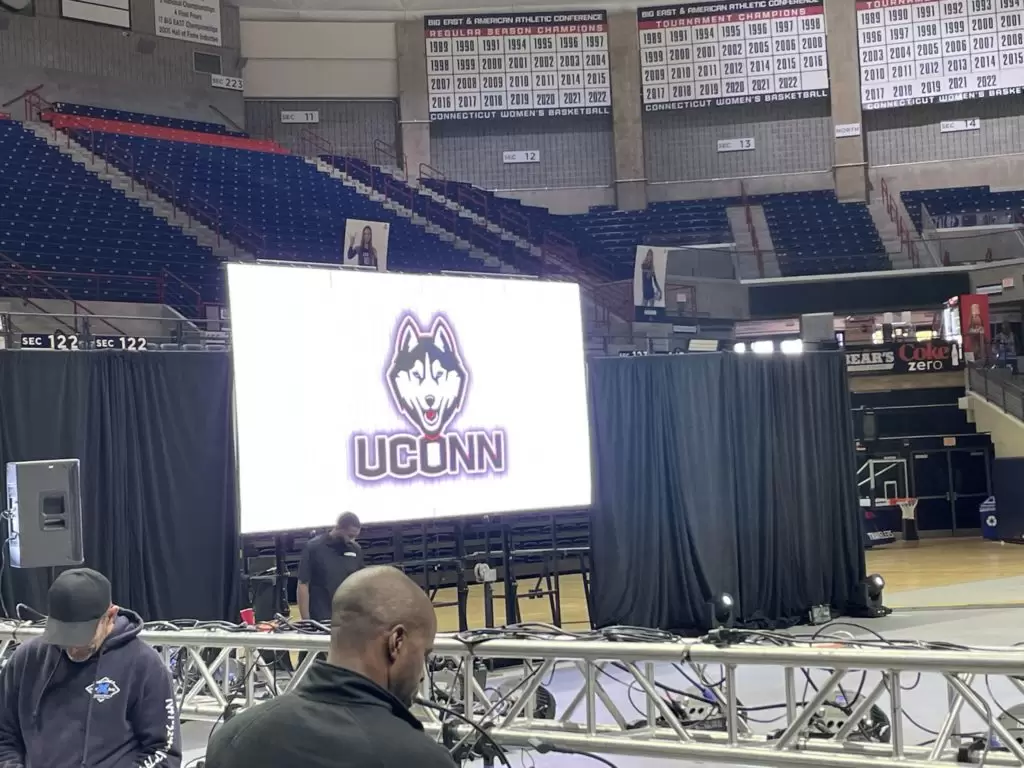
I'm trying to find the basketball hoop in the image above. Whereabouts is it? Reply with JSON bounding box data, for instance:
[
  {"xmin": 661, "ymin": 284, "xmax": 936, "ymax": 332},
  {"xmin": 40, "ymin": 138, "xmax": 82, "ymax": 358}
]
[{"xmin": 887, "ymin": 498, "xmax": 919, "ymax": 542}]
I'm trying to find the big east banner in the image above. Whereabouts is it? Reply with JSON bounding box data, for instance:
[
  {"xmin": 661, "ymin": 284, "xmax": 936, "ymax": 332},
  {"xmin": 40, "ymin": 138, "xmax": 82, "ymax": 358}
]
[{"xmin": 846, "ymin": 341, "xmax": 963, "ymax": 376}]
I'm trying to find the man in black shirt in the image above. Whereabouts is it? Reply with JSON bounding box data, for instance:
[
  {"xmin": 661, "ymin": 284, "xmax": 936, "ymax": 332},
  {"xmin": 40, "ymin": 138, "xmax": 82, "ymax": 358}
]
[
  {"xmin": 298, "ymin": 512, "xmax": 364, "ymax": 622},
  {"xmin": 204, "ymin": 567, "xmax": 454, "ymax": 768}
]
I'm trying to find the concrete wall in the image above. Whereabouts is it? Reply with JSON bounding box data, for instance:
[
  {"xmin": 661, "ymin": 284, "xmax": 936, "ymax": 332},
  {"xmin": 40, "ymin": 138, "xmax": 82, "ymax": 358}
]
[
  {"xmin": 1, "ymin": 0, "xmax": 243, "ymax": 126},
  {"xmin": 963, "ymin": 392, "xmax": 1024, "ymax": 459},
  {"xmin": 244, "ymin": 100, "xmax": 397, "ymax": 162},
  {"xmin": 643, "ymin": 100, "xmax": 834, "ymax": 184}
]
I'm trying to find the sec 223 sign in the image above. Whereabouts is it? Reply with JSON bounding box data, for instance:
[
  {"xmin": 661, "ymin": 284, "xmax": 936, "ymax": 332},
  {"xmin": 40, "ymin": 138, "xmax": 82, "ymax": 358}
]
[{"xmin": 846, "ymin": 340, "xmax": 963, "ymax": 375}]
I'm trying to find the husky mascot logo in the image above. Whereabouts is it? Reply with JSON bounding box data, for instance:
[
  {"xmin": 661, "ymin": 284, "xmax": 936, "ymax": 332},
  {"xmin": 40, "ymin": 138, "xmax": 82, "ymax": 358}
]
[
  {"xmin": 351, "ymin": 313, "xmax": 507, "ymax": 483},
  {"xmin": 387, "ymin": 315, "xmax": 467, "ymax": 439}
]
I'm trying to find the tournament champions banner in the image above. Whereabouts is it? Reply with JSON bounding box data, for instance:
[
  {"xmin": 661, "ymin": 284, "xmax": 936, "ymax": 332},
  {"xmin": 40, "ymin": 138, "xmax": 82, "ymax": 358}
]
[
  {"xmin": 343, "ymin": 219, "xmax": 390, "ymax": 272},
  {"xmin": 633, "ymin": 245, "xmax": 668, "ymax": 322}
]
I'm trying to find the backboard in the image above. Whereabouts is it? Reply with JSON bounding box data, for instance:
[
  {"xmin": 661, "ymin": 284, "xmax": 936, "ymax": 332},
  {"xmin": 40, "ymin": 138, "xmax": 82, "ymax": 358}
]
[{"xmin": 857, "ymin": 457, "xmax": 908, "ymax": 507}]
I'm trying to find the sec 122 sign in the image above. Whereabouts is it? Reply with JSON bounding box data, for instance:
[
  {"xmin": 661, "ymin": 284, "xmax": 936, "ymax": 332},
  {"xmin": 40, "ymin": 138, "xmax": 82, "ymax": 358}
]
[
  {"xmin": 19, "ymin": 331, "xmax": 149, "ymax": 351},
  {"xmin": 425, "ymin": 11, "xmax": 612, "ymax": 121},
  {"xmin": 637, "ymin": 0, "xmax": 830, "ymax": 111}
]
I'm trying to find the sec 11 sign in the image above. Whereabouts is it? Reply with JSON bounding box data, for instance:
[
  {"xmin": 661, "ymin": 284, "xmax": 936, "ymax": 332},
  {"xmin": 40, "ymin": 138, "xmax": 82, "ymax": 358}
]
[
  {"xmin": 281, "ymin": 111, "xmax": 319, "ymax": 124},
  {"xmin": 717, "ymin": 138, "xmax": 755, "ymax": 153}
]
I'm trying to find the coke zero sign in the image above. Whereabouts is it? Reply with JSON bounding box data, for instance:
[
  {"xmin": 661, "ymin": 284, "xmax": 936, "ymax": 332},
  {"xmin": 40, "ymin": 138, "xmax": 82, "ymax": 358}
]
[{"xmin": 846, "ymin": 341, "xmax": 963, "ymax": 375}]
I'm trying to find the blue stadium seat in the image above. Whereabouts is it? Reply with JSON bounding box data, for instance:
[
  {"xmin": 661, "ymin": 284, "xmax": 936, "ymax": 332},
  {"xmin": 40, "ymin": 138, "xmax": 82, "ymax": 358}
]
[
  {"xmin": 76, "ymin": 133, "xmax": 501, "ymax": 279},
  {"xmin": 0, "ymin": 121, "xmax": 215, "ymax": 313},
  {"xmin": 757, "ymin": 190, "xmax": 888, "ymax": 277},
  {"xmin": 52, "ymin": 102, "xmax": 245, "ymax": 138},
  {"xmin": 901, "ymin": 186, "xmax": 1024, "ymax": 231}
]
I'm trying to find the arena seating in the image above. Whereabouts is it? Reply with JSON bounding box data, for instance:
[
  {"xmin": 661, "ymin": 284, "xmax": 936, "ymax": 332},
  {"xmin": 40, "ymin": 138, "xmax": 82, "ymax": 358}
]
[
  {"xmin": 421, "ymin": 177, "xmax": 734, "ymax": 280},
  {"xmin": 424, "ymin": 177, "xmax": 887, "ymax": 278},
  {"xmin": 0, "ymin": 118, "xmax": 216, "ymax": 311},
  {"xmin": 76, "ymin": 132, "xmax": 497, "ymax": 277},
  {"xmin": 52, "ymin": 102, "xmax": 245, "ymax": 137},
  {"xmin": 760, "ymin": 191, "xmax": 888, "ymax": 276},
  {"xmin": 324, "ymin": 156, "xmax": 541, "ymax": 272},
  {"xmin": 901, "ymin": 186, "xmax": 1024, "ymax": 231}
]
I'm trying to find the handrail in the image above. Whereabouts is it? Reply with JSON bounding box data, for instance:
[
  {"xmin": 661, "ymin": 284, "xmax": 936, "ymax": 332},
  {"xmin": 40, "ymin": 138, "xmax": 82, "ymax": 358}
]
[
  {"xmin": 207, "ymin": 104, "xmax": 244, "ymax": 135},
  {"xmin": 2, "ymin": 85, "xmax": 45, "ymax": 111},
  {"xmin": 373, "ymin": 138, "xmax": 406, "ymax": 172},
  {"xmin": 740, "ymin": 181, "xmax": 763, "ymax": 277},
  {"xmin": 418, "ymin": 162, "xmax": 447, "ymax": 182},
  {"xmin": 159, "ymin": 268, "xmax": 203, "ymax": 317},
  {"xmin": 880, "ymin": 177, "xmax": 923, "ymax": 268},
  {"xmin": 298, "ymin": 129, "xmax": 334, "ymax": 159},
  {"xmin": 0, "ymin": 254, "xmax": 128, "ymax": 335},
  {"xmin": 21, "ymin": 90, "xmax": 54, "ymax": 122},
  {"xmin": 0, "ymin": 265, "xmax": 79, "ymax": 335}
]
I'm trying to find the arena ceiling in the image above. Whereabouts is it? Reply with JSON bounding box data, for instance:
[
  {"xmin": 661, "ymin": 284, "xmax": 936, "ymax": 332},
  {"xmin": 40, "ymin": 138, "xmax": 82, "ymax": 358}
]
[{"xmin": 233, "ymin": 0, "xmax": 638, "ymax": 19}]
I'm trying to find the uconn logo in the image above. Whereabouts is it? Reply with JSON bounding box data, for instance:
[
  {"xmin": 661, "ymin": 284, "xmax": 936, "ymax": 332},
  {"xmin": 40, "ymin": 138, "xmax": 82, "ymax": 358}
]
[{"xmin": 351, "ymin": 314, "xmax": 507, "ymax": 483}]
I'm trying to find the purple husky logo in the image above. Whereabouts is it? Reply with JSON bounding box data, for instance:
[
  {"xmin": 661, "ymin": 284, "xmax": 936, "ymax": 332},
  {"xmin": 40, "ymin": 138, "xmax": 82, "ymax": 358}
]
[{"xmin": 351, "ymin": 314, "xmax": 507, "ymax": 483}]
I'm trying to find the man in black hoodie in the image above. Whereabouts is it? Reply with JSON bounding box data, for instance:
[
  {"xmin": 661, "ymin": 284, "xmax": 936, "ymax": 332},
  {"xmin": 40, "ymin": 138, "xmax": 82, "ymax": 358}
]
[
  {"xmin": 205, "ymin": 566, "xmax": 455, "ymax": 768},
  {"xmin": 0, "ymin": 568, "xmax": 181, "ymax": 768}
]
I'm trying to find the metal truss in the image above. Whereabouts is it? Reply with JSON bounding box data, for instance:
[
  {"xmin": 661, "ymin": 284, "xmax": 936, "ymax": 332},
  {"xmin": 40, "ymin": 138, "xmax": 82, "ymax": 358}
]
[{"xmin": 2, "ymin": 624, "xmax": 1024, "ymax": 767}]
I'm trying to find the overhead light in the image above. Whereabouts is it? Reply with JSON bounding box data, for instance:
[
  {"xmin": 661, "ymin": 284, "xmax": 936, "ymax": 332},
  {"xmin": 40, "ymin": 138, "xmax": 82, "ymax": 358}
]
[
  {"xmin": 733, "ymin": 342, "xmax": 746, "ymax": 353},
  {"xmin": 750, "ymin": 340, "xmax": 774, "ymax": 355},
  {"xmin": 780, "ymin": 339, "xmax": 804, "ymax": 355}
]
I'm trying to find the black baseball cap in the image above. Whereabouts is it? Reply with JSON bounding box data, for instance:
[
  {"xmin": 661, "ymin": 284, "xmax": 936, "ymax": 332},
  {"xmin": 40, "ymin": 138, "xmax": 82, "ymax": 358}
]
[{"xmin": 42, "ymin": 568, "xmax": 112, "ymax": 648}]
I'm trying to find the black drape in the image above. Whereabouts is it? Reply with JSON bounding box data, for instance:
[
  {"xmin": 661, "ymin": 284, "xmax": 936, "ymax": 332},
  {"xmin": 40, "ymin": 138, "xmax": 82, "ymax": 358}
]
[
  {"xmin": 588, "ymin": 352, "xmax": 865, "ymax": 631},
  {"xmin": 0, "ymin": 351, "xmax": 238, "ymax": 621}
]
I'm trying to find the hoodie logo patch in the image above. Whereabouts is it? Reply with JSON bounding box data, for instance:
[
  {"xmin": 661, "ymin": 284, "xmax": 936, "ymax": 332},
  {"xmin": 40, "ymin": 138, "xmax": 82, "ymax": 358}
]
[{"xmin": 86, "ymin": 677, "xmax": 121, "ymax": 703}]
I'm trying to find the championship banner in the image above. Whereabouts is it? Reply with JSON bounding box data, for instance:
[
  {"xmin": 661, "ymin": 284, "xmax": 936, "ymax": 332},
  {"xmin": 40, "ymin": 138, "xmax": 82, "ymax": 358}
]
[
  {"xmin": 424, "ymin": 11, "xmax": 612, "ymax": 121},
  {"xmin": 343, "ymin": 219, "xmax": 390, "ymax": 272},
  {"xmin": 857, "ymin": 0, "xmax": 1024, "ymax": 111},
  {"xmin": 845, "ymin": 340, "xmax": 963, "ymax": 375},
  {"xmin": 637, "ymin": 0, "xmax": 829, "ymax": 111},
  {"xmin": 633, "ymin": 245, "xmax": 668, "ymax": 322}
]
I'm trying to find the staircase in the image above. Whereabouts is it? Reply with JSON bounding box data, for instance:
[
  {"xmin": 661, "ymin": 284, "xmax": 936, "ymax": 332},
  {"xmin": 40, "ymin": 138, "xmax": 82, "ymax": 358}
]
[
  {"xmin": 310, "ymin": 158, "xmax": 508, "ymax": 273},
  {"xmin": 23, "ymin": 122, "xmax": 243, "ymax": 261},
  {"xmin": 727, "ymin": 205, "xmax": 780, "ymax": 278},
  {"xmin": 867, "ymin": 194, "xmax": 913, "ymax": 270}
]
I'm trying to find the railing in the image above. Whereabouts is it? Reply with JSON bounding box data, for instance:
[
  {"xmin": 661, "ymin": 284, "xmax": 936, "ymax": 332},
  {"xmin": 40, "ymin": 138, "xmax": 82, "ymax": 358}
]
[
  {"xmin": 879, "ymin": 178, "xmax": 927, "ymax": 268},
  {"xmin": 966, "ymin": 364, "xmax": 1024, "ymax": 421},
  {"xmin": 297, "ymin": 129, "xmax": 335, "ymax": 159},
  {"xmin": 739, "ymin": 181, "xmax": 764, "ymax": 278},
  {"xmin": 418, "ymin": 161, "xmax": 447, "ymax": 182},
  {"xmin": 158, "ymin": 268, "xmax": 204, "ymax": 317},
  {"xmin": 372, "ymin": 138, "xmax": 406, "ymax": 173}
]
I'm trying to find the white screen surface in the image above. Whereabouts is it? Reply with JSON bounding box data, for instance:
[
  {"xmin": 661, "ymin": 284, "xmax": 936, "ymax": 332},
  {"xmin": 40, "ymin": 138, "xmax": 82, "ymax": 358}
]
[{"xmin": 228, "ymin": 264, "xmax": 593, "ymax": 534}]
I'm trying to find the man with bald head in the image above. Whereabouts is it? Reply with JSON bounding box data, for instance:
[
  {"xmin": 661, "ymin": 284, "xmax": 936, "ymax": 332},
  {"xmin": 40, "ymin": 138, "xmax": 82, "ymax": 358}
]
[{"xmin": 205, "ymin": 566, "xmax": 454, "ymax": 768}]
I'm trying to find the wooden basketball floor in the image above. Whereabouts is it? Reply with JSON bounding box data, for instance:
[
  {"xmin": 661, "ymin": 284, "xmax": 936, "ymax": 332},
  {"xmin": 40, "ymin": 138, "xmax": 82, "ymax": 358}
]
[{"xmin": 430, "ymin": 539, "xmax": 1024, "ymax": 631}]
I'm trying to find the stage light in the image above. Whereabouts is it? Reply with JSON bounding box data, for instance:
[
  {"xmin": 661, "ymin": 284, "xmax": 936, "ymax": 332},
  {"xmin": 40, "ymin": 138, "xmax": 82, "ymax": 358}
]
[
  {"xmin": 866, "ymin": 573, "xmax": 885, "ymax": 599},
  {"xmin": 708, "ymin": 592, "xmax": 736, "ymax": 629},
  {"xmin": 733, "ymin": 342, "xmax": 747, "ymax": 353},
  {"xmin": 780, "ymin": 339, "xmax": 804, "ymax": 355},
  {"xmin": 849, "ymin": 573, "xmax": 891, "ymax": 619},
  {"xmin": 750, "ymin": 340, "xmax": 774, "ymax": 355}
]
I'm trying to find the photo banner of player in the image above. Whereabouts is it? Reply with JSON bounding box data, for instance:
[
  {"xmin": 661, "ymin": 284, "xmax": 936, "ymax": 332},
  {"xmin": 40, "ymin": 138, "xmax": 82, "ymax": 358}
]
[
  {"xmin": 858, "ymin": 0, "xmax": 1024, "ymax": 110},
  {"xmin": 424, "ymin": 11, "xmax": 612, "ymax": 120},
  {"xmin": 343, "ymin": 219, "xmax": 390, "ymax": 272},
  {"xmin": 634, "ymin": 245, "xmax": 668, "ymax": 322},
  {"xmin": 637, "ymin": 0, "xmax": 829, "ymax": 111}
]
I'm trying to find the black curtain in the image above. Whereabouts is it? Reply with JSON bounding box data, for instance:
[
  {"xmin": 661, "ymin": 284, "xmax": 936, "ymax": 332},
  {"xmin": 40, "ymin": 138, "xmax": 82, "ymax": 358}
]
[
  {"xmin": 0, "ymin": 351, "xmax": 238, "ymax": 621},
  {"xmin": 588, "ymin": 352, "xmax": 865, "ymax": 631}
]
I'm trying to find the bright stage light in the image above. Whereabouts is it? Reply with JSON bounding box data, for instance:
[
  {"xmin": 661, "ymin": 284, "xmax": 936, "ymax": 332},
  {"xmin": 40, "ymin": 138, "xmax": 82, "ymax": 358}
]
[
  {"xmin": 227, "ymin": 264, "xmax": 593, "ymax": 533},
  {"xmin": 750, "ymin": 340, "xmax": 774, "ymax": 355},
  {"xmin": 733, "ymin": 342, "xmax": 746, "ymax": 353},
  {"xmin": 780, "ymin": 339, "xmax": 804, "ymax": 355}
]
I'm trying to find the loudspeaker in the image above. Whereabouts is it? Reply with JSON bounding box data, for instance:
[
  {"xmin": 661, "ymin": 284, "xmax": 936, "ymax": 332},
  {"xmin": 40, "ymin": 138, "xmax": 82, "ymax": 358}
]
[{"xmin": 5, "ymin": 459, "xmax": 83, "ymax": 568}]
